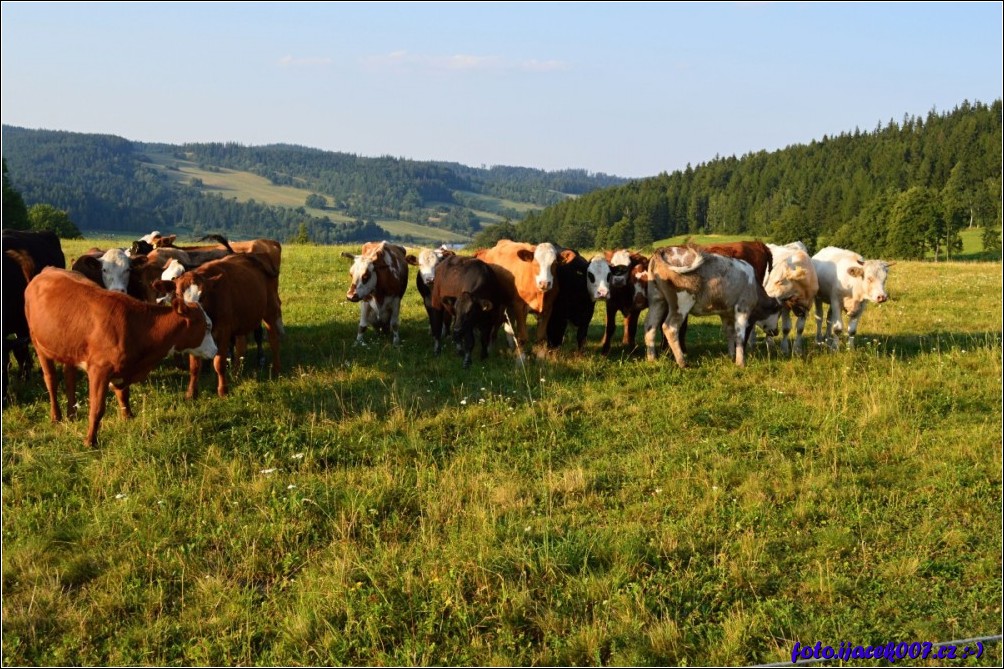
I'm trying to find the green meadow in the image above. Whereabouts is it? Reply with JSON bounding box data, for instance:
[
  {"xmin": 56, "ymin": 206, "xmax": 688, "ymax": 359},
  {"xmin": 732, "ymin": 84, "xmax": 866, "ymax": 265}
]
[{"xmin": 2, "ymin": 240, "xmax": 1001, "ymax": 665}]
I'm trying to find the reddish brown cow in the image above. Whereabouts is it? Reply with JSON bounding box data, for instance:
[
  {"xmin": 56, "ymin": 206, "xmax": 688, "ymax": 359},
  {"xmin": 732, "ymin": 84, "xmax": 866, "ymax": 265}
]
[
  {"xmin": 155, "ymin": 253, "xmax": 284, "ymax": 399},
  {"xmin": 23, "ymin": 267, "xmax": 217, "ymax": 446}
]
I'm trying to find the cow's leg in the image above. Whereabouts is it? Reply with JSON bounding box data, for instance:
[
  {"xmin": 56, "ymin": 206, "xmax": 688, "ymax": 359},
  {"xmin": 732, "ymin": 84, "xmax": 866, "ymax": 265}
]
[
  {"xmin": 678, "ymin": 315, "xmax": 689, "ymax": 355},
  {"xmin": 643, "ymin": 296, "xmax": 668, "ymax": 362},
  {"xmin": 625, "ymin": 309, "xmax": 641, "ymax": 350},
  {"xmin": 355, "ymin": 303, "xmax": 370, "ymax": 345},
  {"xmin": 662, "ymin": 312, "xmax": 688, "ymax": 368},
  {"xmin": 601, "ymin": 302, "xmax": 617, "ymax": 354},
  {"xmin": 389, "ymin": 298, "xmax": 402, "ymax": 346},
  {"xmin": 37, "ymin": 353, "xmax": 62, "ymax": 423},
  {"xmin": 430, "ymin": 307, "xmax": 445, "ymax": 355},
  {"xmin": 13, "ymin": 342, "xmax": 31, "ymax": 382},
  {"xmin": 793, "ymin": 311, "xmax": 807, "ymax": 356},
  {"xmin": 814, "ymin": 296, "xmax": 825, "ymax": 345},
  {"xmin": 64, "ymin": 365, "xmax": 79, "ymax": 420},
  {"xmin": 827, "ymin": 297, "xmax": 842, "ymax": 350},
  {"xmin": 214, "ymin": 350, "xmax": 229, "ymax": 397},
  {"xmin": 186, "ymin": 354, "xmax": 201, "ymax": 399},
  {"xmin": 84, "ymin": 368, "xmax": 110, "ymax": 447},
  {"xmin": 461, "ymin": 325, "xmax": 475, "ymax": 369},
  {"xmin": 112, "ymin": 383, "xmax": 133, "ymax": 419},
  {"xmin": 780, "ymin": 308, "xmax": 793, "ymax": 355},
  {"xmin": 731, "ymin": 312, "xmax": 748, "ymax": 367},
  {"xmin": 845, "ymin": 304, "xmax": 866, "ymax": 350},
  {"xmin": 479, "ymin": 322, "xmax": 493, "ymax": 360}
]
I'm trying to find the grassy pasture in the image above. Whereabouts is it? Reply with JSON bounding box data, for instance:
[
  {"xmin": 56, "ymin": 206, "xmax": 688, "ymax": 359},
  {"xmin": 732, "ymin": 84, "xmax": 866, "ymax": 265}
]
[{"xmin": 2, "ymin": 240, "xmax": 1001, "ymax": 666}]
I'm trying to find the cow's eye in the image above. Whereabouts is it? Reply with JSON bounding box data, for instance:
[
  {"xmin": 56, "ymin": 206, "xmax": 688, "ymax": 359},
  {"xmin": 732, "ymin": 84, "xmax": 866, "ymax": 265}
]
[
  {"xmin": 587, "ymin": 272, "xmax": 595, "ymax": 282},
  {"xmin": 361, "ymin": 271, "xmax": 370, "ymax": 282}
]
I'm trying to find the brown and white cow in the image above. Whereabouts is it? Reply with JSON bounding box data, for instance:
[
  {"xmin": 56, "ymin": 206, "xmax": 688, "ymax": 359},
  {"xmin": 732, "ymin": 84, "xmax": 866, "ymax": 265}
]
[
  {"xmin": 474, "ymin": 239, "xmax": 576, "ymax": 359},
  {"xmin": 644, "ymin": 245, "xmax": 780, "ymax": 367},
  {"xmin": 341, "ymin": 241, "xmax": 409, "ymax": 346},
  {"xmin": 155, "ymin": 253, "xmax": 284, "ymax": 398},
  {"xmin": 812, "ymin": 246, "xmax": 893, "ymax": 350},
  {"xmin": 756, "ymin": 243, "xmax": 819, "ymax": 355},
  {"xmin": 23, "ymin": 267, "xmax": 217, "ymax": 446},
  {"xmin": 586, "ymin": 250, "xmax": 650, "ymax": 354}
]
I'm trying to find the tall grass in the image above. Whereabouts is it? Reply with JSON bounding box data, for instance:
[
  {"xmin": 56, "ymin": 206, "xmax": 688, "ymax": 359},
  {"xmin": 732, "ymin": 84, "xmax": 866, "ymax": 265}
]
[{"xmin": 2, "ymin": 240, "xmax": 1001, "ymax": 665}]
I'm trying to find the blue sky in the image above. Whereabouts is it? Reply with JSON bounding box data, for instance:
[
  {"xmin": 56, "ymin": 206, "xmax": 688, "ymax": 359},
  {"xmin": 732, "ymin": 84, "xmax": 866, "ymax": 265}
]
[{"xmin": 2, "ymin": 2, "xmax": 1001, "ymax": 178}]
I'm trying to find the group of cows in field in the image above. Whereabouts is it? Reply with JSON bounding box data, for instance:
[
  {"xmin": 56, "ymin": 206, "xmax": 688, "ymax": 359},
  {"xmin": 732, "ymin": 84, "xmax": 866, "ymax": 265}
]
[{"xmin": 2, "ymin": 229, "xmax": 892, "ymax": 446}]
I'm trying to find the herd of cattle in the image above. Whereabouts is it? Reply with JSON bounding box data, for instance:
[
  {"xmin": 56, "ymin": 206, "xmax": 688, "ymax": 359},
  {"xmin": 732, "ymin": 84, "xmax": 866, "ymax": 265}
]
[{"xmin": 2, "ymin": 229, "xmax": 892, "ymax": 445}]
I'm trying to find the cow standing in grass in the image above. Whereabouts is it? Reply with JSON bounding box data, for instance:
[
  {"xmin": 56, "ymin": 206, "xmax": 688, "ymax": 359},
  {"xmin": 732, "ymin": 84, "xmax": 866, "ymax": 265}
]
[
  {"xmin": 342, "ymin": 241, "xmax": 409, "ymax": 346},
  {"xmin": 645, "ymin": 245, "xmax": 780, "ymax": 367},
  {"xmin": 812, "ymin": 246, "xmax": 892, "ymax": 350}
]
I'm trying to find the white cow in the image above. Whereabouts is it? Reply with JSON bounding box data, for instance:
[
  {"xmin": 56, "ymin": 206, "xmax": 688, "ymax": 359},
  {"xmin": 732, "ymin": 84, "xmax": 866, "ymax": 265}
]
[
  {"xmin": 811, "ymin": 246, "xmax": 892, "ymax": 350},
  {"xmin": 761, "ymin": 242, "xmax": 819, "ymax": 355}
]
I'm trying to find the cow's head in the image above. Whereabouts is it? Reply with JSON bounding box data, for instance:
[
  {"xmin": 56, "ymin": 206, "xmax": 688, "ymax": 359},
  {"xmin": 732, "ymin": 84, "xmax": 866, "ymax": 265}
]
[
  {"xmin": 151, "ymin": 278, "xmax": 218, "ymax": 360},
  {"xmin": 847, "ymin": 259, "xmax": 892, "ymax": 304},
  {"xmin": 96, "ymin": 248, "xmax": 132, "ymax": 293},
  {"xmin": 453, "ymin": 290, "xmax": 494, "ymax": 337},
  {"xmin": 765, "ymin": 255, "xmax": 814, "ymax": 316},
  {"xmin": 586, "ymin": 254, "xmax": 612, "ymax": 301},
  {"xmin": 406, "ymin": 246, "xmax": 454, "ymax": 287},
  {"xmin": 516, "ymin": 243, "xmax": 576, "ymax": 292},
  {"xmin": 342, "ymin": 251, "xmax": 378, "ymax": 302},
  {"xmin": 606, "ymin": 249, "xmax": 636, "ymax": 289}
]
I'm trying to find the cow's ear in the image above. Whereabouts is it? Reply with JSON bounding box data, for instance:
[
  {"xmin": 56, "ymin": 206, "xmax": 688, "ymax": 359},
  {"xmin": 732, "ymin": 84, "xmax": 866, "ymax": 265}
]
[
  {"xmin": 635, "ymin": 270, "xmax": 650, "ymax": 283},
  {"xmin": 74, "ymin": 255, "xmax": 103, "ymax": 274},
  {"xmin": 516, "ymin": 249, "xmax": 535, "ymax": 262},
  {"xmin": 559, "ymin": 249, "xmax": 578, "ymax": 265},
  {"xmin": 883, "ymin": 261, "xmax": 896, "ymax": 268},
  {"xmin": 159, "ymin": 235, "xmax": 177, "ymax": 247},
  {"xmin": 405, "ymin": 254, "xmax": 418, "ymax": 266},
  {"xmin": 478, "ymin": 298, "xmax": 494, "ymax": 312},
  {"xmin": 846, "ymin": 266, "xmax": 864, "ymax": 279},
  {"xmin": 341, "ymin": 252, "xmax": 356, "ymax": 261},
  {"xmin": 152, "ymin": 279, "xmax": 175, "ymax": 294}
]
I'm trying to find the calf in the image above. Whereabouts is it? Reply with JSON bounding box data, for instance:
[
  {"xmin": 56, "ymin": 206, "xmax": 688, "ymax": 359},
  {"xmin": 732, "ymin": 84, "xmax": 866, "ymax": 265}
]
[
  {"xmin": 586, "ymin": 250, "xmax": 650, "ymax": 354},
  {"xmin": 156, "ymin": 253, "xmax": 283, "ymax": 398},
  {"xmin": 342, "ymin": 241, "xmax": 409, "ymax": 346},
  {"xmin": 429, "ymin": 255, "xmax": 507, "ymax": 368},
  {"xmin": 812, "ymin": 246, "xmax": 892, "ymax": 350},
  {"xmin": 23, "ymin": 267, "xmax": 216, "ymax": 446},
  {"xmin": 406, "ymin": 246, "xmax": 455, "ymax": 341},
  {"xmin": 3, "ymin": 230, "xmax": 66, "ymax": 396},
  {"xmin": 645, "ymin": 245, "xmax": 780, "ymax": 367},
  {"xmin": 546, "ymin": 249, "xmax": 594, "ymax": 352},
  {"xmin": 760, "ymin": 243, "xmax": 819, "ymax": 354},
  {"xmin": 475, "ymin": 239, "xmax": 576, "ymax": 359}
]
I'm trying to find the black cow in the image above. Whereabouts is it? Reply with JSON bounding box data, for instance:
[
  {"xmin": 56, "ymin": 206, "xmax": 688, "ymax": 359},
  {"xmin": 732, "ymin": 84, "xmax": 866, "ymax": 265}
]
[
  {"xmin": 429, "ymin": 255, "xmax": 506, "ymax": 368},
  {"xmin": 546, "ymin": 249, "xmax": 594, "ymax": 352},
  {"xmin": 2, "ymin": 229, "xmax": 67, "ymax": 399}
]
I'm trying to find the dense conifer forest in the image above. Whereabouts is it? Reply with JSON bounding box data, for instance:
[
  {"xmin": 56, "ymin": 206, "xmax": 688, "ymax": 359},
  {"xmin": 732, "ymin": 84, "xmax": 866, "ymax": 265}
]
[
  {"xmin": 3, "ymin": 99, "xmax": 1000, "ymax": 256},
  {"xmin": 482, "ymin": 99, "xmax": 1002, "ymax": 259}
]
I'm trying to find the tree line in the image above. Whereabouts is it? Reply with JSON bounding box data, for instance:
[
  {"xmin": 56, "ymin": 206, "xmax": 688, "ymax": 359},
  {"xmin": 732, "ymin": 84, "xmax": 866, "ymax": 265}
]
[{"xmin": 477, "ymin": 99, "xmax": 1002, "ymax": 259}]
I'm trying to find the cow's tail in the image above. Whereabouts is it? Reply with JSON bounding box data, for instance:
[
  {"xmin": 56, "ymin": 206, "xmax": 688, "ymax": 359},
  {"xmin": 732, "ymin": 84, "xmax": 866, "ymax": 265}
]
[
  {"xmin": 5, "ymin": 249, "xmax": 37, "ymax": 283},
  {"xmin": 200, "ymin": 234, "xmax": 236, "ymax": 255}
]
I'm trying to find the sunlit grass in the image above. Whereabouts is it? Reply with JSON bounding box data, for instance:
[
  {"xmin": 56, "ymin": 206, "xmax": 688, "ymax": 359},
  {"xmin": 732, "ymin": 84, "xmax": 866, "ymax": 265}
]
[{"xmin": 2, "ymin": 241, "xmax": 1001, "ymax": 665}]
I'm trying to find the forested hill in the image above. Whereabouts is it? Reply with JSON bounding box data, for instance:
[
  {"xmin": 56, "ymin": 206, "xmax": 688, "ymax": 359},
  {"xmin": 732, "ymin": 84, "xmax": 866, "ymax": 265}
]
[
  {"xmin": 504, "ymin": 99, "xmax": 1002, "ymax": 260},
  {"xmin": 0, "ymin": 126, "xmax": 626, "ymax": 244}
]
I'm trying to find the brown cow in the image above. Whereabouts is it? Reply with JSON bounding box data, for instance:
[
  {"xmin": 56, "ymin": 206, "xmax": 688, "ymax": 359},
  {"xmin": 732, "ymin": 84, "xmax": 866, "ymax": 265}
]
[
  {"xmin": 474, "ymin": 239, "xmax": 576, "ymax": 359},
  {"xmin": 155, "ymin": 253, "xmax": 283, "ymax": 399},
  {"xmin": 23, "ymin": 267, "xmax": 217, "ymax": 446},
  {"xmin": 428, "ymin": 254, "xmax": 507, "ymax": 368},
  {"xmin": 341, "ymin": 241, "xmax": 409, "ymax": 346}
]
